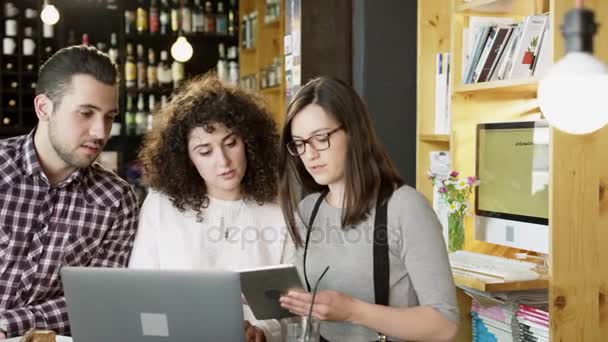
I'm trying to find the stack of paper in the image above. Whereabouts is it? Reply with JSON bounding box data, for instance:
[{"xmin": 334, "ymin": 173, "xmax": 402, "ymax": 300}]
[
  {"xmin": 472, "ymin": 300, "xmax": 518, "ymax": 342},
  {"xmin": 514, "ymin": 304, "xmax": 549, "ymax": 342},
  {"xmin": 463, "ymin": 287, "xmax": 549, "ymax": 342}
]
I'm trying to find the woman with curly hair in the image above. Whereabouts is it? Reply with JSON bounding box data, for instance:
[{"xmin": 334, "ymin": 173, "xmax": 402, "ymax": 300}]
[{"xmin": 129, "ymin": 74, "xmax": 293, "ymax": 342}]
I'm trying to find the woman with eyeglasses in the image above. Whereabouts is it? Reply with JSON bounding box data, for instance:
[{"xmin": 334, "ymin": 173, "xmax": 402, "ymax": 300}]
[
  {"xmin": 278, "ymin": 77, "xmax": 459, "ymax": 342},
  {"xmin": 129, "ymin": 74, "xmax": 294, "ymax": 342}
]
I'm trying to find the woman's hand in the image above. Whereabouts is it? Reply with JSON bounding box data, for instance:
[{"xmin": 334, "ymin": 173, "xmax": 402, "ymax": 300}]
[
  {"xmin": 279, "ymin": 290, "xmax": 358, "ymax": 322},
  {"xmin": 244, "ymin": 320, "xmax": 266, "ymax": 342}
]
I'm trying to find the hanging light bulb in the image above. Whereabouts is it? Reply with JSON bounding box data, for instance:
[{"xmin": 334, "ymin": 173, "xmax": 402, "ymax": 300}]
[
  {"xmin": 537, "ymin": 0, "xmax": 608, "ymax": 135},
  {"xmin": 40, "ymin": 0, "xmax": 60, "ymax": 26},
  {"xmin": 171, "ymin": 35, "xmax": 193, "ymax": 63}
]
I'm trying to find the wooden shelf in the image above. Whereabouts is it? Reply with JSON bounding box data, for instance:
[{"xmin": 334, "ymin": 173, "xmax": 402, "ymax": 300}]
[
  {"xmin": 420, "ymin": 134, "xmax": 450, "ymax": 143},
  {"xmin": 417, "ymin": 1, "xmax": 608, "ymax": 340},
  {"xmin": 453, "ymin": 78, "xmax": 538, "ymax": 94},
  {"xmin": 124, "ymin": 32, "xmax": 237, "ymax": 42},
  {"xmin": 259, "ymin": 85, "xmax": 282, "ymax": 95},
  {"xmin": 453, "ymin": 271, "xmax": 549, "ymax": 292},
  {"xmin": 455, "ymin": 0, "xmax": 514, "ymax": 14},
  {"xmin": 240, "ymin": 0, "xmax": 285, "ymax": 125},
  {"xmin": 263, "ymin": 19, "xmax": 281, "ymax": 28},
  {"xmin": 125, "ymin": 86, "xmax": 174, "ymax": 96}
]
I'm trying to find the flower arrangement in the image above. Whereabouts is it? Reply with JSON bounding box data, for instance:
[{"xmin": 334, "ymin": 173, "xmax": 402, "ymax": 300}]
[{"xmin": 428, "ymin": 170, "xmax": 479, "ymax": 252}]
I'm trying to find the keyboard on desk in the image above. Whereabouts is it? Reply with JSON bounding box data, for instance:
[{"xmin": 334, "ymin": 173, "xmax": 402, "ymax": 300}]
[{"xmin": 449, "ymin": 250, "xmax": 540, "ymax": 282}]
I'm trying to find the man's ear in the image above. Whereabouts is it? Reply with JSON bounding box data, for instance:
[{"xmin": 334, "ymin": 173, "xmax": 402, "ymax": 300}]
[{"xmin": 34, "ymin": 94, "xmax": 54, "ymax": 122}]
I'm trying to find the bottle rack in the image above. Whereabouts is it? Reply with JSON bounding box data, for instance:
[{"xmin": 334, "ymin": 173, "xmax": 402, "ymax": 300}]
[
  {"xmin": 0, "ymin": 0, "xmax": 239, "ymax": 183},
  {"xmin": 0, "ymin": 0, "xmax": 58, "ymax": 136}
]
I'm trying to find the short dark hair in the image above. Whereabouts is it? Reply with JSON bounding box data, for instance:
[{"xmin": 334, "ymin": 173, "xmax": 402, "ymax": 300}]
[
  {"xmin": 36, "ymin": 45, "xmax": 118, "ymax": 106},
  {"xmin": 279, "ymin": 77, "xmax": 404, "ymax": 246},
  {"xmin": 139, "ymin": 73, "xmax": 279, "ymax": 220}
]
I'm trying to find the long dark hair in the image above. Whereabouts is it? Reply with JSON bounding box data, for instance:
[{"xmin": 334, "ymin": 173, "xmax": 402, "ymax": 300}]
[
  {"xmin": 278, "ymin": 77, "xmax": 403, "ymax": 246},
  {"xmin": 139, "ymin": 74, "xmax": 279, "ymax": 219}
]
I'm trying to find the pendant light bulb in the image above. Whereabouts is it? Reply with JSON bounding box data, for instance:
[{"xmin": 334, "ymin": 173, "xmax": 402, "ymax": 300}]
[
  {"xmin": 171, "ymin": 36, "xmax": 193, "ymax": 63},
  {"xmin": 41, "ymin": 2, "xmax": 60, "ymax": 25}
]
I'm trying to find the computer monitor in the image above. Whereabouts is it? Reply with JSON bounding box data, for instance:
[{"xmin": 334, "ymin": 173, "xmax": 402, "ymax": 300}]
[{"xmin": 474, "ymin": 121, "xmax": 549, "ymax": 254}]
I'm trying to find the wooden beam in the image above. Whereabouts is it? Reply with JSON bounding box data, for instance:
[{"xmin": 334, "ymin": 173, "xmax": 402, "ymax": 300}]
[
  {"xmin": 549, "ymin": 1, "xmax": 608, "ymax": 340},
  {"xmin": 550, "ymin": 128, "xmax": 603, "ymax": 341}
]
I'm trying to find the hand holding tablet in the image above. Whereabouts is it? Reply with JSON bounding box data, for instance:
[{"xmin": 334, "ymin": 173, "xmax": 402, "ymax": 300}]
[{"xmin": 239, "ymin": 264, "xmax": 306, "ymax": 320}]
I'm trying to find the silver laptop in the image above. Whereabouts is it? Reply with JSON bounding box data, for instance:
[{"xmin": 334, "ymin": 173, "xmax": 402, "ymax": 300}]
[{"xmin": 61, "ymin": 267, "xmax": 245, "ymax": 342}]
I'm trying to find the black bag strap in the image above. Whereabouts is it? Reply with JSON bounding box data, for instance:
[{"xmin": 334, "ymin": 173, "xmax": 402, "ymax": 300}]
[
  {"xmin": 303, "ymin": 189, "xmax": 329, "ymax": 292},
  {"xmin": 373, "ymin": 186, "xmax": 390, "ymax": 307},
  {"xmin": 303, "ymin": 183, "xmax": 393, "ymax": 341}
]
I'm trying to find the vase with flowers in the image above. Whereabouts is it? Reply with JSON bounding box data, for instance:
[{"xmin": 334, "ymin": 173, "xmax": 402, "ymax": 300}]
[{"xmin": 428, "ymin": 170, "xmax": 479, "ymax": 252}]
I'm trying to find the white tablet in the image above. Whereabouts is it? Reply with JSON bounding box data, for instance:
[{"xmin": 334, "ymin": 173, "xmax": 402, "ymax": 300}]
[{"xmin": 239, "ymin": 264, "xmax": 306, "ymax": 320}]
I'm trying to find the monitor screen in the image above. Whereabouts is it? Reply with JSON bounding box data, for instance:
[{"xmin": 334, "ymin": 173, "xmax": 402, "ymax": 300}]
[{"xmin": 475, "ymin": 121, "xmax": 549, "ymax": 225}]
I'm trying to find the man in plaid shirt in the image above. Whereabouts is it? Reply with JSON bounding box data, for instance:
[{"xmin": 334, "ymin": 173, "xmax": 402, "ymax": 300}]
[{"xmin": 0, "ymin": 46, "xmax": 139, "ymax": 338}]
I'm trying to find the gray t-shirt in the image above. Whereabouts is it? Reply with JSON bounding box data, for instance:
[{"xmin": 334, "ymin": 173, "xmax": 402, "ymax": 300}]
[{"xmin": 295, "ymin": 185, "xmax": 459, "ymax": 342}]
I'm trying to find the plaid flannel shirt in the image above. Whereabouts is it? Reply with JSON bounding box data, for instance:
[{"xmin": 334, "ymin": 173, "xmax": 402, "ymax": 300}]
[{"xmin": 0, "ymin": 132, "xmax": 139, "ymax": 337}]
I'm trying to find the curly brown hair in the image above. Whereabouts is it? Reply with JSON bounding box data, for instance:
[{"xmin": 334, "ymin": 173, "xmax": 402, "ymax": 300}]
[{"xmin": 139, "ymin": 74, "xmax": 279, "ymax": 219}]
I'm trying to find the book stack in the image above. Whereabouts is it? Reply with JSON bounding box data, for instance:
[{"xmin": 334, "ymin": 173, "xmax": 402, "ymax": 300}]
[
  {"xmin": 462, "ymin": 13, "xmax": 551, "ymax": 84},
  {"xmin": 463, "ymin": 287, "xmax": 549, "ymax": 342},
  {"xmin": 514, "ymin": 304, "xmax": 549, "ymax": 342},
  {"xmin": 434, "ymin": 52, "xmax": 451, "ymax": 134},
  {"xmin": 471, "ymin": 300, "xmax": 518, "ymax": 342}
]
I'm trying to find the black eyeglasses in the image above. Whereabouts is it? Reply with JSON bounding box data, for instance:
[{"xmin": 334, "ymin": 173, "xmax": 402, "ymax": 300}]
[{"xmin": 286, "ymin": 126, "xmax": 343, "ymax": 156}]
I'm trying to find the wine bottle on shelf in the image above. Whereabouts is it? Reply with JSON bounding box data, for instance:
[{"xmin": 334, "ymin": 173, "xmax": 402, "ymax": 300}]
[
  {"xmin": 106, "ymin": 0, "xmax": 118, "ymax": 10},
  {"xmin": 147, "ymin": 48, "xmax": 158, "ymax": 89},
  {"xmin": 135, "ymin": 93, "xmax": 147, "ymax": 135},
  {"xmin": 147, "ymin": 94, "xmax": 156, "ymax": 131},
  {"xmin": 227, "ymin": 45, "xmax": 239, "ymax": 86},
  {"xmin": 109, "ymin": 32, "xmax": 119, "ymax": 65},
  {"xmin": 228, "ymin": 0, "xmax": 236, "ymax": 36},
  {"xmin": 159, "ymin": 0, "xmax": 171, "ymax": 35},
  {"xmin": 66, "ymin": 29, "xmax": 77, "ymax": 46},
  {"xmin": 149, "ymin": 0, "xmax": 160, "ymax": 35},
  {"xmin": 125, "ymin": 9, "xmax": 136, "ymax": 35},
  {"xmin": 217, "ymin": 43, "xmax": 228, "ymax": 82},
  {"xmin": 23, "ymin": 27, "xmax": 36, "ymax": 56},
  {"xmin": 204, "ymin": 1, "xmax": 216, "ymax": 33},
  {"xmin": 25, "ymin": 61, "xmax": 35, "ymax": 72},
  {"xmin": 125, "ymin": 44, "xmax": 137, "ymax": 89},
  {"xmin": 125, "ymin": 95, "xmax": 136, "ymax": 136},
  {"xmin": 171, "ymin": 0, "xmax": 181, "ymax": 33},
  {"xmin": 149, "ymin": 94, "xmax": 157, "ymax": 111},
  {"xmin": 4, "ymin": 61, "xmax": 14, "ymax": 71},
  {"xmin": 137, "ymin": 0, "xmax": 149, "ymax": 34},
  {"xmin": 192, "ymin": 0, "xmax": 204, "ymax": 33},
  {"xmin": 157, "ymin": 50, "xmax": 173, "ymax": 87},
  {"xmin": 42, "ymin": 46, "xmax": 53, "ymax": 63},
  {"xmin": 43, "ymin": 24, "xmax": 54, "ymax": 38},
  {"xmin": 172, "ymin": 60, "xmax": 185, "ymax": 88},
  {"xmin": 82, "ymin": 33, "xmax": 90, "ymax": 46},
  {"xmin": 216, "ymin": 1, "xmax": 228, "ymax": 35},
  {"xmin": 137, "ymin": 44, "xmax": 147, "ymax": 90},
  {"xmin": 4, "ymin": 1, "xmax": 18, "ymax": 18},
  {"xmin": 2, "ymin": 115, "xmax": 12, "ymax": 126},
  {"xmin": 181, "ymin": 0, "xmax": 193, "ymax": 34},
  {"xmin": 228, "ymin": 60, "xmax": 238, "ymax": 86},
  {"xmin": 96, "ymin": 42, "xmax": 107, "ymax": 53}
]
